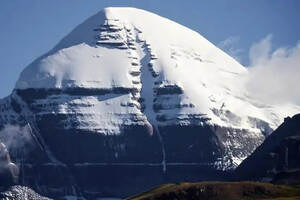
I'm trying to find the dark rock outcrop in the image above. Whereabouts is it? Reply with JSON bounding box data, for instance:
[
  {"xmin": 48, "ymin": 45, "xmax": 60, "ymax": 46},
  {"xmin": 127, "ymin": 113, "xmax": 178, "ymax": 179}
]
[
  {"xmin": 236, "ymin": 114, "xmax": 300, "ymax": 181},
  {"xmin": 271, "ymin": 169, "xmax": 300, "ymax": 185}
]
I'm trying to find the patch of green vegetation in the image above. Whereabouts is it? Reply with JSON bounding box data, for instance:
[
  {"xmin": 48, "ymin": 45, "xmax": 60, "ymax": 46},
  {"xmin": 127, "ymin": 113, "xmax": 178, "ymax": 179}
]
[{"xmin": 126, "ymin": 182, "xmax": 300, "ymax": 200}]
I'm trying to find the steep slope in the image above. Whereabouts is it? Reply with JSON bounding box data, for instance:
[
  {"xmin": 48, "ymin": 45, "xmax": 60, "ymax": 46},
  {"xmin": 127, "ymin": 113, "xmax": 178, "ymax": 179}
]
[
  {"xmin": 236, "ymin": 113, "xmax": 300, "ymax": 181},
  {"xmin": 0, "ymin": 7, "xmax": 300, "ymax": 198}
]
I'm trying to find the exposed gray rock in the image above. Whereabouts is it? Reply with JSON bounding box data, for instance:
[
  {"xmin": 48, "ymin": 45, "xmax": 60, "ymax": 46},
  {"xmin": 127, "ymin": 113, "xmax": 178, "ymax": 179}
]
[{"xmin": 0, "ymin": 185, "xmax": 52, "ymax": 200}]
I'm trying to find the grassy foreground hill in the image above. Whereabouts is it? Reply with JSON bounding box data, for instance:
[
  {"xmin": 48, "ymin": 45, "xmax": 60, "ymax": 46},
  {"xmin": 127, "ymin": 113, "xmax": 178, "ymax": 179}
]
[{"xmin": 126, "ymin": 182, "xmax": 300, "ymax": 200}]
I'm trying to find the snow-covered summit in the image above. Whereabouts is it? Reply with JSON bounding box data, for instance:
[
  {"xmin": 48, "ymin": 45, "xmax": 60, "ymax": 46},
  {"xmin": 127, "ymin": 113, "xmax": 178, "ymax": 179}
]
[{"xmin": 16, "ymin": 7, "xmax": 245, "ymax": 90}]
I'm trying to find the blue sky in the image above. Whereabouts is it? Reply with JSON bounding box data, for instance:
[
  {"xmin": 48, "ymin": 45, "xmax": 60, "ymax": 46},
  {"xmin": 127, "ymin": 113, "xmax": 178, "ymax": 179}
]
[{"xmin": 0, "ymin": 0, "xmax": 299, "ymax": 98}]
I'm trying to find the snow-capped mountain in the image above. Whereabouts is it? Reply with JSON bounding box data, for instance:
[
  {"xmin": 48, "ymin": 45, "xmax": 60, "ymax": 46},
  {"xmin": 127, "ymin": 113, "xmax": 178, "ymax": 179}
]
[{"xmin": 0, "ymin": 7, "xmax": 299, "ymax": 198}]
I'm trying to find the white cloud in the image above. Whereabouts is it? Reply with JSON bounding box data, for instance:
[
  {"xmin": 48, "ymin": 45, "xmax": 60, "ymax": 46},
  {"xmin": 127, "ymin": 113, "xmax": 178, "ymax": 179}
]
[
  {"xmin": 246, "ymin": 35, "xmax": 300, "ymax": 105},
  {"xmin": 249, "ymin": 34, "xmax": 273, "ymax": 66},
  {"xmin": 218, "ymin": 36, "xmax": 243, "ymax": 62}
]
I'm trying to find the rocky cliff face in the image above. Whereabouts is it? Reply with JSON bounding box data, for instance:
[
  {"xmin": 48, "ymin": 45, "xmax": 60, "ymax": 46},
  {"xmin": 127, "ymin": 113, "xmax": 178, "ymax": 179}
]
[{"xmin": 0, "ymin": 7, "xmax": 299, "ymax": 199}]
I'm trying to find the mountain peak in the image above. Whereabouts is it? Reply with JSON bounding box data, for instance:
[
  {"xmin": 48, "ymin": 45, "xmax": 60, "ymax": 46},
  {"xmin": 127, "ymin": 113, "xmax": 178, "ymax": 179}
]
[
  {"xmin": 1, "ymin": 7, "xmax": 300, "ymax": 197},
  {"xmin": 3, "ymin": 7, "xmax": 299, "ymax": 171}
]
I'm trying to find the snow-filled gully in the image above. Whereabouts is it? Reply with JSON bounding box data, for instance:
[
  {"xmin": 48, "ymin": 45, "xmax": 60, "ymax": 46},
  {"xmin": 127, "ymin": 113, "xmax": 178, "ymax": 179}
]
[{"xmin": 137, "ymin": 39, "xmax": 167, "ymax": 173}]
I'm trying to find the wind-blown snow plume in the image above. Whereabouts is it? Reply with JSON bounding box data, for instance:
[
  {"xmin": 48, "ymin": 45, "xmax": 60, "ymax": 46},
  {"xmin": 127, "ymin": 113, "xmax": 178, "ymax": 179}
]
[
  {"xmin": 218, "ymin": 36, "xmax": 243, "ymax": 62},
  {"xmin": 246, "ymin": 35, "xmax": 300, "ymax": 105},
  {"xmin": 0, "ymin": 125, "xmax": 33, "ymax": 154}
]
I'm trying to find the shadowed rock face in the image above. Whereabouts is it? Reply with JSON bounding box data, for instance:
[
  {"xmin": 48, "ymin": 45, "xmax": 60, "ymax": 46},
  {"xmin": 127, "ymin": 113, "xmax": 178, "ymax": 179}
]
[
  {"xmin": 11, "ymin": 88, "xmax": 266, "ymax": 168},
  {"xmin": 271, "ymin": 169, "xmax": 300, "ymax": 185},
  {"xmin": 236, "ymin": 114, "xmax": 300, "ymax": 181},
  {"xmin": 0, "ymin": 87, "xmax": 268, "ymax": 198}
]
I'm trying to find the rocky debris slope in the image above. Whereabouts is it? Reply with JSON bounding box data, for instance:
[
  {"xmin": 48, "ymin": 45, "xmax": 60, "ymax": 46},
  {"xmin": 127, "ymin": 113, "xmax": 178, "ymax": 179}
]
[{"xmin": 0, "ymin": 186, "xmax": 52, "ymax": 200}]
